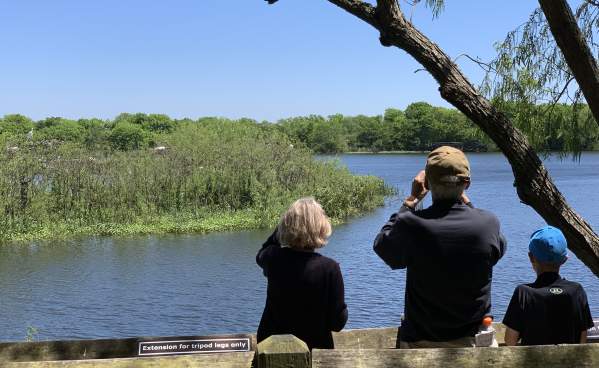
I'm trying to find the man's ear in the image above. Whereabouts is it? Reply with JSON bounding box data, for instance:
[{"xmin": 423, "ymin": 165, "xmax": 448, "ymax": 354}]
[
  {"xmin": 528, "ymin": 252, "xmax": 535, "ymax": 264},
  {"xmin": 463, "ymin": 178, "xmax": 471, "ymax": 190}
]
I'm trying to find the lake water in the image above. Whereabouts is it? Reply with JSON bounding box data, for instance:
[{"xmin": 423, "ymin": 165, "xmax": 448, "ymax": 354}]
[{"xmin": 1, "ymin": 153, "xmax": 598, "ymax": 342}]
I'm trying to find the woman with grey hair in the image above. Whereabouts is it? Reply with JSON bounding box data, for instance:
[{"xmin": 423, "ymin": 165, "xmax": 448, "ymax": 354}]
[{"xmin": 256, "ymin": 197, "xmax": 348, "ymax": 349}]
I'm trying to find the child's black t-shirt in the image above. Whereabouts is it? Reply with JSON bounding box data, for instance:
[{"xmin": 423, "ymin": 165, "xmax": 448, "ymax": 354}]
[{"xmin": 503, "ymin": 272, "xmax": 594, "ymax": 345}]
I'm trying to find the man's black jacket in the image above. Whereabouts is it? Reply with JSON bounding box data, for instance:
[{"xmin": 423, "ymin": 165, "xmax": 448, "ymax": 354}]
[{"xmin": 374, "ymin": 200, "xmax": 507, "ymax": 342}]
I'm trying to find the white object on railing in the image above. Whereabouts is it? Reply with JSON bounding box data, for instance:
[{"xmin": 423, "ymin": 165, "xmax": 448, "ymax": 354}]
[{"xmin": 475, "ymin": 317, "xmax": 498, "ymax": 347}]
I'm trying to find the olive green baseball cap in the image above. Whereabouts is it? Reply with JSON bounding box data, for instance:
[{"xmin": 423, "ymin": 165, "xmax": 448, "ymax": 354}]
[{"xmin": 425, "ymin": 146, "xmax": 470, "ymax": 185}]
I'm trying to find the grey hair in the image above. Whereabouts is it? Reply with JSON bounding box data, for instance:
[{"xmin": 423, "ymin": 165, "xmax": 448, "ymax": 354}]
[
  {"xmin": 436, "ymin": 175, "xmax": 462, "ymax": 183},
  {"xmin": 277, "ymin": 197, "xmax": 332, "ymax": 250},
  {"xmin": 428, "ymin": 175, "xmax": 468, "ymax": 201}
]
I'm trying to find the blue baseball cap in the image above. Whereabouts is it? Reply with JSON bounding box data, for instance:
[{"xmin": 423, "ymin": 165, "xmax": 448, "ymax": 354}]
[{"xmin": 529, "ymin": 226, "xmax": 568, "ymax": 263}]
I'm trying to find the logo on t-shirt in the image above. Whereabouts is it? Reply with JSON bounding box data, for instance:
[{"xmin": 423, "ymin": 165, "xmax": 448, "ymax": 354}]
[{"xmin": 549, "ymin": 287, "xmax": 564, "ymax": 295}]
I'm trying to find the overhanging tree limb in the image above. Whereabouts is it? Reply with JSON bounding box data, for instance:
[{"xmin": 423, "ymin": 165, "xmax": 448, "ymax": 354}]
[
  {"xmin": 328, "ymin": 0, "xmax": 377, "ymax": 26},
  {"xmin": 539, "ymin": 0, "xmax": 599, "ymax": 126},
  {"xmin": 265, "ymin": 0, "xmax": 599, "ymax": 277}
]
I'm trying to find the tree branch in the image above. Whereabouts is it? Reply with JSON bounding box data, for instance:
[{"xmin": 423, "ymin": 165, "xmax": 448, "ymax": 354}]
[
  {"xmin": 376, "ymin": 0, "xmax": 403, "ymax": 46},
  {"xmin": 327, "ymin": 0, "xmax": 378, "ymax": 27},
  {"xmin": 539, "ymin": 0, "xmax": 599, "ymax": 126},
  {"xmin": 454, "ymin": 53, "xmax": 495, "ymax": 73},
  {"xmin": 325, "ymin": 0, "xmax": 599, "ymax": 276},
  {"xmin": 376, "ymin": 0, "xmax": 401, "ymax": 20},
  {"xmin": 265, "ymin": 0, "xmax": 377, "ymax": 26},
  {"xmin": 542, "ymin": 76, "xmax": 576, "ymax": 116},
  {"xmin": 262, "ymin": 0, "xmax": 599, "ymax": 277}
]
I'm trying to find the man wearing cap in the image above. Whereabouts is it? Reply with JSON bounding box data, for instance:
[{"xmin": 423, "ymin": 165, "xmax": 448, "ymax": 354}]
[
  {"xmin": 374, "ymin": 146, "xmax": 507, "ymax": 348},
  {"xmin": 503, "ymin": 225, "xmax": 594, "ymax": 346}
]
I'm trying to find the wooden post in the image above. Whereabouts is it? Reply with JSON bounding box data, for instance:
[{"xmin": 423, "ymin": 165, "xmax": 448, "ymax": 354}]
[{"xmin": 256, "ymin": 335, "xmax": 310, "ymax": 368}]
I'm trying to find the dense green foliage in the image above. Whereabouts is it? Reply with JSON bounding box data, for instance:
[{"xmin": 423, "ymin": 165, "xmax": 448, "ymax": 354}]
[
  {"xmin": 0, "ymin": 117, "xmax": 391, "ymax": 242},
  {"xmin": 277, "ymin": 102, "xmax": 598, "ymax": 154},
  {"xmin": 1, "ymin": 100, "xmax": 594, "ymax": 241},
  {"xmin": 494, "ymin": 101, "xmax": 599, "ymax": 153},
  {"xmin": 2, "ymin": 102, "xmax": 596, "ymax": 157},
  {"xmin": 277, "ymin": 103, "xmax": 484, "ymax": 154}
]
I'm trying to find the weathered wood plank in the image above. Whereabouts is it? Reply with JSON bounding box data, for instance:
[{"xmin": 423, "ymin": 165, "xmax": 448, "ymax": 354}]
[
  {"xmin": 312, "ymin": 345, "xmax": 599, "ymax": 368},
  {"xmin": 0, "ymin": 334, "xmax": 256, "ymax": 363},
  {"xmin": 333, "ymin": 323, "xmax": 508, "ymax": 349},
  {"xmin": 333, "ymin": 327, "xmax": 398, "ymax": 349},
  {"xmin": 2, "ymin": 352, "xmax": 255, "ymax": 368},
  {"xmin": 1, "ymin": 324, "xmax": 591, "ymax": 364},
  {"xmin": 0, "ymin": 338, "xmax": 134, "ymax": 363}
]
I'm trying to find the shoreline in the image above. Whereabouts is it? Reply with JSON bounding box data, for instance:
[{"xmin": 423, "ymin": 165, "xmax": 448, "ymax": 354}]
[
  {"xmin": 0, "ymin": 205, "xmax": 374, "ymax": 244},
  {"xmin": 0, "ymin": 210, "xmax": 267, "ymax": 244}
]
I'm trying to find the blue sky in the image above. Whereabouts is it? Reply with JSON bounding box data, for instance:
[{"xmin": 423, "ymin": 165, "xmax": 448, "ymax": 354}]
[{"xmin": 0, "ymin": 1, "xmax": 538, "ymax": 122}]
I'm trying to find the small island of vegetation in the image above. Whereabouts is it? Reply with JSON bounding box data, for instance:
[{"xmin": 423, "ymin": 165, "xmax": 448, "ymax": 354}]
[{"xmin": 0, "ymin": 114, "xmax": 391, "ymax": 242}]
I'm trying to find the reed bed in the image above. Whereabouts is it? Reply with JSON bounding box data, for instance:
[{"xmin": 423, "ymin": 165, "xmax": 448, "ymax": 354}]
[{"xmin": 0, "ymin": 119, "xmax": 392, "ymax": 242}]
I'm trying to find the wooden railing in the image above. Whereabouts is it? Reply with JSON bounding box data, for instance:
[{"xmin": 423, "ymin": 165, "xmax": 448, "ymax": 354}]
[{"xmin": 1, "ymin": 324, "xmax": 598, "ymax": 367}]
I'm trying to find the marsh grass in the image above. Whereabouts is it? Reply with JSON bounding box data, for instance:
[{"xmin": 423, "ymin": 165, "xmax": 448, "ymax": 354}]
[{"xmin": 0, "ymin": 119, "xmax": 392, "ymax": 242}]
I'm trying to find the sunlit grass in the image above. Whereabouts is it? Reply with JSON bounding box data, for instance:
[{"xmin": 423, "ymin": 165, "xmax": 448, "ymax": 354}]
[{"xmin": 0, "ymin": 120, "xmax": 392, "ymax": 243}]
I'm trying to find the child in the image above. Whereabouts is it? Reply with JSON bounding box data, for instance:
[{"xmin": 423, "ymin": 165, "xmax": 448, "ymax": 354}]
[
  {"xmin": 503, "ymin": 226, "xmax": 594, "ymax": 345},
  {"xmin": 256, "ymin": 197, "xmax": 348, "ymax": 349}
]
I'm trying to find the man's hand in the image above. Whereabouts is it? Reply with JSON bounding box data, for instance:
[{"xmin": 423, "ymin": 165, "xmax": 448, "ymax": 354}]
[{"xmin": 403, "ymin": 170, "xmax": 428, "ymax": 209}]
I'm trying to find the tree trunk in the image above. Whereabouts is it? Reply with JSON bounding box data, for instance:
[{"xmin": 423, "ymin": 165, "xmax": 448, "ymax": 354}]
[
  {"xmin": 539, "ymin": 0, "xmax": 599, "ymax": 126},
  {"xmin": 309, "ymin": 0, "xmax": 599, "ymax": 276}
]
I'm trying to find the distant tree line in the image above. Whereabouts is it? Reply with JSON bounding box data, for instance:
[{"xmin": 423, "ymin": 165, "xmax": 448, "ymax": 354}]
[
  {"xmin": 277, "ymin": 102, "xmax": 599, "ymax": 154},
  {"xmin": 1, "ymin": 102, "xmax": 597, "ymax": 155},
  {"xmin": 0, "ymin": 113, "xmax": 180, "ymax": 151},
  {"xmin": 277, "ymin": 102, "xmax": 485, "ymax": 153}
]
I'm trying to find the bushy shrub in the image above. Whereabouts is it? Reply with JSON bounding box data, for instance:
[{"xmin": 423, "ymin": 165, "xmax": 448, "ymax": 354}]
[{"xmin": 109, "ymin": 123, "xmax": 148, "ymax": 150}]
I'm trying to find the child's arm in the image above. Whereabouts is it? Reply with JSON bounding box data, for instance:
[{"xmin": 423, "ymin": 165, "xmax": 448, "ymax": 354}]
[
  {"xmin": 577, "ymin": 285, "xmax": 594, "ymax": 344},
  {"xmin": 503, "ymin": 286, "xmax": 524, "ymax": 346},
  {"xmin": 504, "ymin": 327, "xmax": 520, "ymax": 346},
  {"xmin": 580, "ymin": 330, "xmax": 588, "ymax": 344}
]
